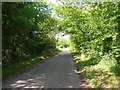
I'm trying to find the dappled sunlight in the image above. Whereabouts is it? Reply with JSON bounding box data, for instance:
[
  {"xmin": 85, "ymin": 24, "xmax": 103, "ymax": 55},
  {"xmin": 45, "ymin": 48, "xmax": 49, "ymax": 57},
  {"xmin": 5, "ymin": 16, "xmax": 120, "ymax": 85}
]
[
  {"xmin": 3, "ymin": 1, "xmax": 119, "ymax": 89},
  {"xmin": 58, "ymin": 50, "xmax": 70, "ymax": 56},
  {"xmin": 72, "ymin": 51, "xmax": 119, "ymax": 88},
  {"xmin": 85, "ymin": 65, "xmax": 119, "ymax": 88},
  {"xmin": 74, "ymin": 70, "xmax": 83, "ymax": 74},
  {"xmin": 68, "ymin": 85, "xmax": 73, "ymax": 88},
  {"xmin": 3, "ymin": 50, "xmax": 81, "ymax": 88},
  {"xmin": 10, "ymin": 74, "xmax": 45, "ymax": 88},
  {"xmin": 32, "ymin": 56, "xmax": 45, "ymax": 61},
  {"xmin": 16, "ymin": 80, "xmax": 27, "ymax": 84}
]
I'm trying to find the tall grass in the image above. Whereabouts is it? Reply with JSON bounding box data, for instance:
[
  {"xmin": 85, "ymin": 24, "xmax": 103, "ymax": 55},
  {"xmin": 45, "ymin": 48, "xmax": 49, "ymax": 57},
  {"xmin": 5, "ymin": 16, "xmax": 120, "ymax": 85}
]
[{"xmin": 72, "ymin": 50, "xmax": 120, "ymax": 88}]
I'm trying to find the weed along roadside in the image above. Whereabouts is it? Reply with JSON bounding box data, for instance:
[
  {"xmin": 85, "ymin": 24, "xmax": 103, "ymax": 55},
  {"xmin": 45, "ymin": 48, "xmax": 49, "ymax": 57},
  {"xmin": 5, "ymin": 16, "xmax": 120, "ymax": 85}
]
[
  {"xmin": 72, "ymin": 54, "xmax": 90, "ymax": 88},
  {"xmin": 3, "ymin": 49, "xmax": 61, "ymax": 80},
  {"xmin": 71, "ymin": 52, "xmax": 120, "ymax": 88}
]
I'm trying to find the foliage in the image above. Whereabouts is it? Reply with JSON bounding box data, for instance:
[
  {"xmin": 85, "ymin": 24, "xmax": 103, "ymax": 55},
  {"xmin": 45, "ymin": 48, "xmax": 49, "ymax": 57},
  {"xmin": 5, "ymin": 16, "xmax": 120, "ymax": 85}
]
[
  {"xmin": 3, "ymin": 49, "xmax": 61, "ymax": 79},
  {"xmin": 57, "ymin": 38, "xmax": 70, "ymax": 49},
  {"xmin": 53, "ymin": 1, "xmax": 120, "ymax": 88},
  {"xmin": 73, "ymin": 53, "xmax": 119, "ymax": 88},
  {"xmin": 2, "ymin": 1, "xmax": 120, "ymax": 88},
  {"xmin": 53, "ymin": 1, "xmax": 120, "ymax": 60},
  {"xmin": 2, "ymin": 2, "xmax": 58, "ymax": 69}
]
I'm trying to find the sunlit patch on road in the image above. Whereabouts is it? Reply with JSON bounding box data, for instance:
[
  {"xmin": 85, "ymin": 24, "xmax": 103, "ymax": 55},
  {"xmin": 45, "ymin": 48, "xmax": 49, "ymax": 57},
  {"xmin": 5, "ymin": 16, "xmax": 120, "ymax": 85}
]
[{"xmin": 3, "ymin": 50, "xmax": 80, "ymax": 88}]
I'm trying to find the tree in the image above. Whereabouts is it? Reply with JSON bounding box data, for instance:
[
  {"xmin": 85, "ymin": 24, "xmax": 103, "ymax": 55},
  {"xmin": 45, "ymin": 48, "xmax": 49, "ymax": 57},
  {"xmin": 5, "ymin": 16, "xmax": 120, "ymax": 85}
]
[
  {"xmin": 2, "ymin": 2, "xmax": 59, "ymax": 68},
  {"xmin": 53, "ymin": 1, "xmax": 119, "ymax": 64}
]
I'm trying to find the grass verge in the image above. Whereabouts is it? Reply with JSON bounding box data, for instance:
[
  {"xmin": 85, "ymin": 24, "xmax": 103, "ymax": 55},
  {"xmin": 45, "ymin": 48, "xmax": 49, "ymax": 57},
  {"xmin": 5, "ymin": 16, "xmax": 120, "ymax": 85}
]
[
  {"xmin": 3, "ymin": 49, "xmax": 61, "ymax": 79},
  {"xmin": 71, "ymin": 52, "xmax": 120, "ymax": 88}
]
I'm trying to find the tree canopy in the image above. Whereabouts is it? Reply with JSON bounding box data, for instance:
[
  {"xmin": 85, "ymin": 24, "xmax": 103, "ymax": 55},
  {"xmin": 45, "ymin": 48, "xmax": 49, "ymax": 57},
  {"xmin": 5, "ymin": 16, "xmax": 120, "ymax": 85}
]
[
  {"xmin": 53, "ymin": 1, "xmax": 120, "ymax": 64},
  {"xmin": 2, "ymin": 1, "xmax": 120, "ymax": 87},
  {"xmin": 2, "ymin": 2, "xmax": 59, "ymax": 68}
]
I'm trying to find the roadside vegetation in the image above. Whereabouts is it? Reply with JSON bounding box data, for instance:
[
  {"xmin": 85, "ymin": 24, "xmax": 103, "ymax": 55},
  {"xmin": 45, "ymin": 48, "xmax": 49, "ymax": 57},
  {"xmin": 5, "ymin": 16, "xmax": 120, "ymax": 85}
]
[
  {"xmin": 56, "ymin": 38, "xmax": 70, "ymax": 50},
  {"xmin": 2, "ymin": 1, "xmax": 120, "ymax": 88},
  {"xmin": 2, "ymin": 2, "xmax": 61, "ymax": 79},
  {"xmin": 53, "ymin": 1, "xmax": 120, "ymax": 88},
  {"xmin": 3, "ymin": 49, "xmax": 60, "ymax": 79},
  {"xmin": 72, "ymin": 52, "xmax": 119, "ymax": 88}
]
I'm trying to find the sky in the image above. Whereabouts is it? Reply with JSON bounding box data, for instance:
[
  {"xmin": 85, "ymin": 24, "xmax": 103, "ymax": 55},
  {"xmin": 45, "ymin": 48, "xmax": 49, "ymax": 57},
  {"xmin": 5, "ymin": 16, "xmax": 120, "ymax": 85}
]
[
  {"xmin": 44, "ymin": 0, "xmax": 70, "ymax": 40},
  {"xmin": 55, "ymin": 33, "xmax": 70, "ymax": 40},
  {"xmin": 45, "ymin": 0, "xmax": 58, "ymax": 4}
]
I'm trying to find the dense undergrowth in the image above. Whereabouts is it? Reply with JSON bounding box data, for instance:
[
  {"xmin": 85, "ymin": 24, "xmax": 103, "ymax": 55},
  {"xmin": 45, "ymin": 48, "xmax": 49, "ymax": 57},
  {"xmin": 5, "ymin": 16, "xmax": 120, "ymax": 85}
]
[{"xmin": 71, "ymin": 50, "xmax": 120, "ymax": 88}]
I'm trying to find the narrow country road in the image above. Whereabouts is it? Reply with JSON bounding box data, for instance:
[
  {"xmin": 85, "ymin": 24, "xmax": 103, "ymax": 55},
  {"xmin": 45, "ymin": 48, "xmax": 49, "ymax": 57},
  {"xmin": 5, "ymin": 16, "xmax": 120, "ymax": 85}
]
[{"xmin": 3, "ymin": 50, "xmax": 80, "ymax": 88}]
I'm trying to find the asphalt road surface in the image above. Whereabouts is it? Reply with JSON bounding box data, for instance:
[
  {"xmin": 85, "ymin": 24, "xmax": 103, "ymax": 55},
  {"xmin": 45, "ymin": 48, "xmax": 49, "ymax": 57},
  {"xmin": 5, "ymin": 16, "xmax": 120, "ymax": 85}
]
[{"xmin": 3, "ymin": 50, "xmax": 80, "ymax": 88}]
